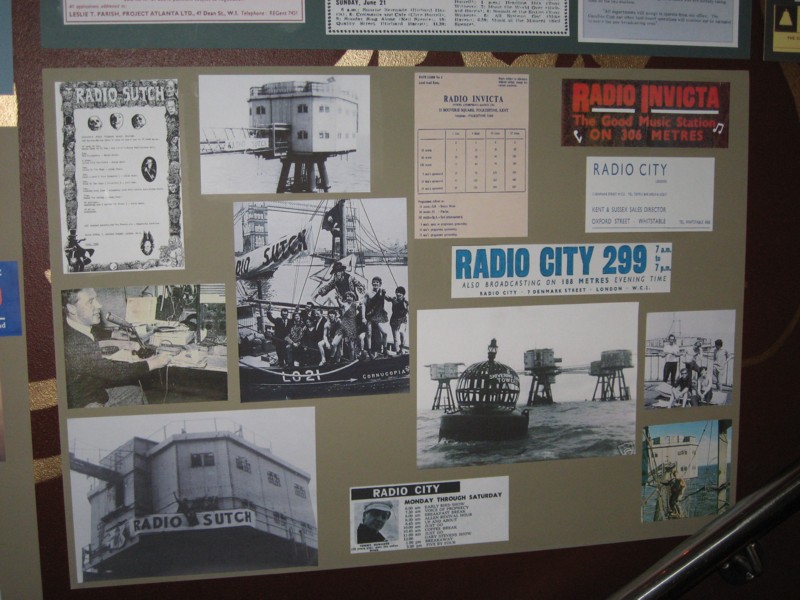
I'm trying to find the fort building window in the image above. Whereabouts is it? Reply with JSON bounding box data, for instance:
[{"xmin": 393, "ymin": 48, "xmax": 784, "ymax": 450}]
[
  {"xmin": 294, "ymin": 484, "xmax": 307, "ymax": 498},
  {"xmin": 190, "ymin": 452, "xmax": 215, "ymax": 468},
  {"xmin": 267, "ymin": 471, "xmax": 281, "ymax": 486}
]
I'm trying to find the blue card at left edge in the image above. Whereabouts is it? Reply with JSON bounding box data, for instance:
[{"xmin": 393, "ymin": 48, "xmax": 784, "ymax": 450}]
[{"xmin": 0, "ymin": 260, "xmax": 22, "ymax": 336}]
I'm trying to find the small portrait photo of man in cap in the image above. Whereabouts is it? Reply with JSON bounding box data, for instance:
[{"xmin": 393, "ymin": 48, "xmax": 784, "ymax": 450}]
[{"xmin": 357, "ymin": 501, "xmax": 394, "ymax": 544}]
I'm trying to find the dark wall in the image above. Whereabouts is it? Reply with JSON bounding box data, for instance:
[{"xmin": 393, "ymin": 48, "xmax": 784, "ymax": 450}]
[{"xmin": 14, "ymin": 1, "xmax": 800, "ymax": 598}]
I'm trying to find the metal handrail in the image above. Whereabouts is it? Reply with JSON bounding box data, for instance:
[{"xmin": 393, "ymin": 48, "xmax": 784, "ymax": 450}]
[{"xmin": 609, "ymin": 459, "xmax": 800, "ymax": 599}]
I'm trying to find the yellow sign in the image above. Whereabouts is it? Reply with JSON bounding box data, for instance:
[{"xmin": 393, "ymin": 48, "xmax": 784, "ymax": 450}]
[{"xmin": 773, "ymin": 5, "xmax": 800, "ymax": 53}]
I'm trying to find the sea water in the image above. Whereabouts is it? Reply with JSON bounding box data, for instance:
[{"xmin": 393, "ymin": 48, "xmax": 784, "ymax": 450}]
[
  {"xmin": 416, "ymin": 396, "xmax": 636, "ymax": 469},
  {"xmin": 201, "ymin": 151, "xmax": 370, "ymax": 195}
]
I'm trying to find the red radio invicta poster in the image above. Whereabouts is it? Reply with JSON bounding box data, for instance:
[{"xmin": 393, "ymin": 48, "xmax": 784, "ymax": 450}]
[{"xmin": 562, "ymin": 80, "xmax": 730, "ymax": 148}]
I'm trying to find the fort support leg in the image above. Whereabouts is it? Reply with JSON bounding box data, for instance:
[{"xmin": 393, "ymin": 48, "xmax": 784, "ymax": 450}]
[
  {"xmin": 292, "ymin": 161, "xmax": 317, "ymax": 193},
  {"xmin": 277, "ymin": 159, "xmax": 292, "ymax": 193},
  {"xmin": 316, "ymin": 159, "xmax": 330, "ymax": 192}
]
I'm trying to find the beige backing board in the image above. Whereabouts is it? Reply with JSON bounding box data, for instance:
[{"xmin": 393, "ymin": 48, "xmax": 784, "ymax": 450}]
[
  {"xmin": 0, "ymin": 126, "xmax": 44, "ymax": 598},
  {"xmin": 41, "ymin": 67, "xmax": 747, "ymax": 589}
]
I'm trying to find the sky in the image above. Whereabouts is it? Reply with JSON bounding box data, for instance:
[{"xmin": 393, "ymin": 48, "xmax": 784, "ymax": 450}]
[
  {"xmin": 416, "ymin": 302, "xmax": 638, "ymax": 409},
  {"xmin": 646, "ymin": 310, "xmax": 736, "ymax": 351},
  {"xmin": 67, "ymin": 407, "xmax": 316, "ymax": 582},
  {"xmin": 233, "ymin": 197, "xmax": 408, "ymax": 255},
  {"xmin": 646, "ymin": 419, "xmax": 733, "ymax": 467},
  {"xmin": 199, "ymin": 73, "xmax": 370, "ymax": 143}
]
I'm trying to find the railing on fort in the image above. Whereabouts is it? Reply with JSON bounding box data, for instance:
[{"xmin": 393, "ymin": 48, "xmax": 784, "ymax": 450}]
[
  {"xmin": 644, "ymin": 352, "xmax": 734, "ymax": 389},
  {"xmin": 249, "ymin": 81, "xmax": 357, "ymax": 100}
]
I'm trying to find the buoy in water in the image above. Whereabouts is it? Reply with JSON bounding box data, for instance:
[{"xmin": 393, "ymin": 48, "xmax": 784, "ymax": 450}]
[
  {"xmin": 439, "ymin": 339, "xmax": 530, "ymax": 441},
  {"xmin": 439, "ymin": 409, "xmax": 529, "ymax": 441}
]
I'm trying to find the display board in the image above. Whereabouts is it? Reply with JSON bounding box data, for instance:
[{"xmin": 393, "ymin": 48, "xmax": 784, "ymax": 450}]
[
  {"xmin": 0, "ymin": 126, "xmax": 44, "ymax": 599},
  {"xmin": 42, "ymin": 66, "xmax": 747, "ymax": 589},
  {"xmin": 41, "ymin": 0, "xmax": 752, "ymax": 59}
]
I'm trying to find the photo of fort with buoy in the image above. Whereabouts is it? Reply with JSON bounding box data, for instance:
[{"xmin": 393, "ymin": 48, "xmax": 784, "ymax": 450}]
[{"xmin": 416, "ymin": 303, "xmax": 638, "ymax": 469}]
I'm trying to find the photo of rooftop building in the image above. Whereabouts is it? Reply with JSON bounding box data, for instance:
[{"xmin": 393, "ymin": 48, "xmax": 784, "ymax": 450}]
[{"xmin": 67, "ymin": 409, "xmax": 317, "ymax": 582}]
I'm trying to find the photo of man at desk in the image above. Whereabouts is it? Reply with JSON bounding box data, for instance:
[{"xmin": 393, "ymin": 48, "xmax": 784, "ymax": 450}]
[{"xmin": 61, "ymin": 284, "xmax": 228, "ymax": 408}]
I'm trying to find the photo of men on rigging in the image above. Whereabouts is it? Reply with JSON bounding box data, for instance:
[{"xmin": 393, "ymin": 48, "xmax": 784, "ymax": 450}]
[{"xmin": 234, "ymin": 198, "xmax": 409, "ymax": 402}]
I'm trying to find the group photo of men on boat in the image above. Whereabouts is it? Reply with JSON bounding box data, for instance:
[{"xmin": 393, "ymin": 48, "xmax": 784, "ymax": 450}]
[
  {"xmin": 235, "ymin": 198, "xmax": 410, "ymax": 401},
  {"xmin": 253, "ymin": 275, "xmax": 408, "ymax": 368}
]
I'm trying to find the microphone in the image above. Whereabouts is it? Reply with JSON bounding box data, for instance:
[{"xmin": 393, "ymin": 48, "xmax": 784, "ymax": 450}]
[{"xmin": 104, "ymin": 311, "xmax": 134, "ymax": 330}]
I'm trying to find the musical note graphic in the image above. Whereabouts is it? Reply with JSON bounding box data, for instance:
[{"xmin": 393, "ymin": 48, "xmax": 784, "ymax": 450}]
[
  {"xmin": 712, "ymin": 122, "xmax": 725, "ymax": 134},
  {"xmin": 573, "ymin": 129, "xmax": 583, "ymax": 143}
]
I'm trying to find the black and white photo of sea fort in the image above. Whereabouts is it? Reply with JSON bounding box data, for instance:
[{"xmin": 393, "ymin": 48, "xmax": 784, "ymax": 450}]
[
  {"xmin": 416, "ymin": 303, "xmax": 638, "ymax": 469},
  {"xmin": 199, "ymin": 74, "xmax": 370, "ymax": 195}
]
